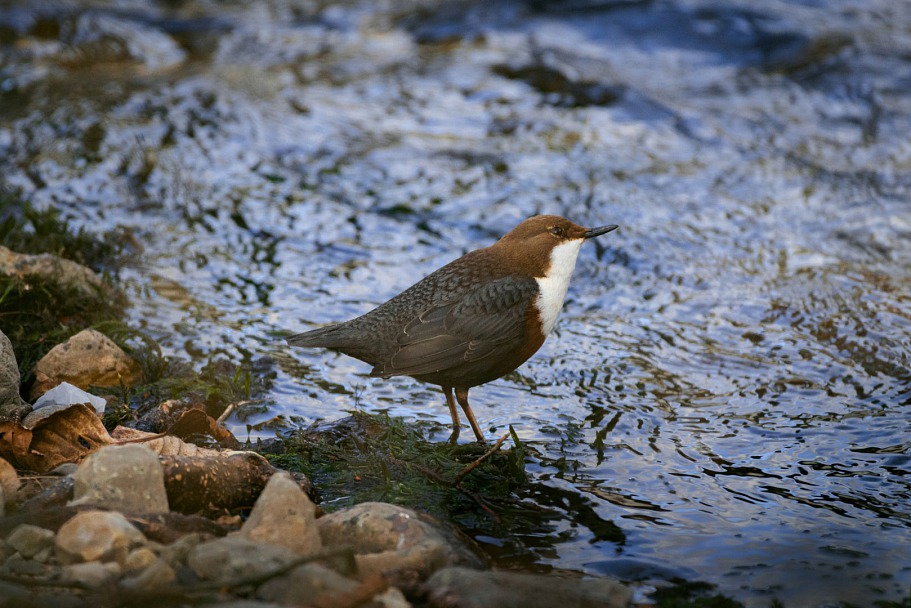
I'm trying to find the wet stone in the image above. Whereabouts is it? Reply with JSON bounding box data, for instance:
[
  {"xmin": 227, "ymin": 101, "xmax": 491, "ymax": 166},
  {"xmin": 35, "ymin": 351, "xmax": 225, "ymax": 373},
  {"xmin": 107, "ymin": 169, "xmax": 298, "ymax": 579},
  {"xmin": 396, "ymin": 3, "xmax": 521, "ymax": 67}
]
[
  {"xmin": 0, "ymin": 580, "xmax": 30, "ymax": 605},
  {"xmin": 316, "ymin": 502, "xmax": 481, "ymax": 580},
  {"xmin": 373, "ymin": 587, "xmax": 412, "ymax": 608},
  {"xmin": 4, "ymin": 551, "xmax": 45, "ymax": 575},
  {"xmin": 187, "ymin": 536, "xmax": 298, "ymax": 585},
  {"xmin": 55, "ymin": 510, "xmax": 146, "ymax": 565},
  {"xmin": 255, "ymin": 563, "xmax": 358, "ymax": 605},
  {"xmin": 119, "ymin": 557, "xmax": 176, "ymax": 592},
  {"xmin": 0, "ymin": 538, "xmax": 14, "ymax": 561},
  {"xmin": 423, "ymin": 567, "xmax": 633, "ymax": 608},
  {"xmin": 158, "ymin": 532, "xmax": 204, "ymax": 567},
  {"xmin": 6, "ymin": 524, "xmax": 55, "ymax": 559},
  {"xmin": 61, "ymin": 561, "xmax": 121, "ymax": 588},
  {"xmin": 0, "ymin": 246, "xmax": 105, "ymax": 301},
  {"xmin": 30, "ymin": 328, "xmax": 142, "ymax": 400},
  {"xmin": 70, "ymin": 444, "xmax": 169, "ymax": 513},
  {"xmin": 240, "ymin": 471, "xmax": 321, "ymax": 556},
  {"xmin": 123, "ymin": 547, "xmax": 158, "ymax": 573}
]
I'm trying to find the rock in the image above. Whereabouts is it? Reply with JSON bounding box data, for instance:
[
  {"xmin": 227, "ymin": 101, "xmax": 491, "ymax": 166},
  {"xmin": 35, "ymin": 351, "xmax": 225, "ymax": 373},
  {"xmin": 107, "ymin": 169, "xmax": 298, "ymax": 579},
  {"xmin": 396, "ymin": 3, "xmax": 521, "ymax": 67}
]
[
  {"xmin": 30, "ymin": 329, "xmax": 141, "ymax": 400},
  {"xmin": 187, "ymin": 536, "xmax": 298, "ymax": 585},
  {"xmin": 0, "ymin": 580, "xmax": 30, "ymax": 606},
  {"xmin": 207, "ymin": 602, "xmax": 284, "ymax": 608},
  {"xmin": 69, "ymin": 444, "xmax": 169, "ymax": 513},
  {"xmin": 0, "ymin": 245, "xmax": 106, "ymax": 300},
  {"xmin": 61, "ymin": 561, "xmax": 121, "ymax": 588},
  {"xmin": 5, "ymin": 524, "xmax": 55, "ymax": 559},
  {"xmin": 119, "ymin": 557, "xmax": 176, "ymax": 592},
  {"xmin": 317, "ymin": 502, "xmax": 481, "ymax": 580},
  {"xmin": 424, "ymin": 567, "xmax": 633, "ymax": 608},
  {"xmin": 374, "ymin": 587, "xmax": 412, "ymax": 608},
  {"xmin": 240, "ymin": 471, "xmax": 321, "ymax": 556},
  {"xmin": 158, "ymin": 532, "xmax": 204, "ymax": 567},
  {"xmin": 55, "ymin": 510, "xmax": 146, "ymax": 564},
  {"xmin": 0, "ymin": 539, "xmax": 14, "ymax": 561},
  {"xmin": 4, "ymin": 551, "xmax": 45, "ymax": 575},
  {"xmin": 256, "ymin": 563, "xmax": 358, "ymax": 605},
  {"xmin": 123, "ymin": 547, "xmax": 158, "ymax": 573},
  {"xmin": 0, "ymin": 330, "xmax": 30, "ymax": 423},
  {"xmin": 33, "ymin": 382, "xmax": 108, "ymax": 414}
]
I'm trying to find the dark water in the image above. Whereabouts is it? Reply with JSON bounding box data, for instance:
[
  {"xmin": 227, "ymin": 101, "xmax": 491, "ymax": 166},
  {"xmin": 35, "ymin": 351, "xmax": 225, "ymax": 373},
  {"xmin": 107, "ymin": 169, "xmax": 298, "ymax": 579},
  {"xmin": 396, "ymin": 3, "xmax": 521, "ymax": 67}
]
[{"xmin": 2, "ymin": 0, "xmax": 910, "ymax": 605}]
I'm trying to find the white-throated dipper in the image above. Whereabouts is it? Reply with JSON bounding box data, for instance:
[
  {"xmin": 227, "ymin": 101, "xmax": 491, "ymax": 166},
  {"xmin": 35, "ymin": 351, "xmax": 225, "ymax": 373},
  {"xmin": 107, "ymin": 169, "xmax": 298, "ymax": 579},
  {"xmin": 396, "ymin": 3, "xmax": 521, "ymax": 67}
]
[{"xmin": 287, "ymin": 215, "xmax": 618, "ymax": 442}]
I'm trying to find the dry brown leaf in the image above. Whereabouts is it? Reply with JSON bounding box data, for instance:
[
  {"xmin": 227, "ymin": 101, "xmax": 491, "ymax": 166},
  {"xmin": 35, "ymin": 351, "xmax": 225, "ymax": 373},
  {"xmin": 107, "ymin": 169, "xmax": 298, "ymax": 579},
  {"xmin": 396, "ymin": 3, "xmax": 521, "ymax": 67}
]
[
  {"xmin": 167, "ymin": 408, "xmax": 240, "ymax": 449},
  {"xmin": 0, "ymin": 422, "xmax": 33, "ymax": 469},
  {"xmin": 0, "ymin": 457, "xmax": 19, "ymax": 507},
  {"xmin": 0, "ymin": 403, "xmax": 112, "ymax": 473},
  {"xmin": 111, "ymin": 426, "xmax": 222, "ymax": 458}
]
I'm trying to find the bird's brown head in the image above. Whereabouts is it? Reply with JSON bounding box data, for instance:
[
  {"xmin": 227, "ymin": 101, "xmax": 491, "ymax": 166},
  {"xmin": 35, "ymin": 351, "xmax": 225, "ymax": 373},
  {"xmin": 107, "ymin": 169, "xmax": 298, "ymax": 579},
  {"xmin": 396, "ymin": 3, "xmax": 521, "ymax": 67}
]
[{"xmin": 493, "ymin": 215, "xmax": 618, "ymax": 277}]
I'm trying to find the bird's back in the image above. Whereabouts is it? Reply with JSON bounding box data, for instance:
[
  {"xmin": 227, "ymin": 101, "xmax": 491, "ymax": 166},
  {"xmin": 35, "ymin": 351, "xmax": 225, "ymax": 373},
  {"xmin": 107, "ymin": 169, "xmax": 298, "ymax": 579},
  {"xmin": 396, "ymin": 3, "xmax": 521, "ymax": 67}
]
[{"xmin": 287, "ymin": 247, "xmax": 511, "ymax": 365}]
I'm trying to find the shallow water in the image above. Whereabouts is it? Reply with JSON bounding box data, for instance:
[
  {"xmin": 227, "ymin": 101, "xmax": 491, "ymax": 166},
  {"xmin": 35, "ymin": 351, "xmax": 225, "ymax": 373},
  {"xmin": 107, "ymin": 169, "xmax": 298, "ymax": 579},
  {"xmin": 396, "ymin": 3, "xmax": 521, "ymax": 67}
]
[{"xmin": 2, "ymin": 0, "xmax": 910, "ymax": 604}]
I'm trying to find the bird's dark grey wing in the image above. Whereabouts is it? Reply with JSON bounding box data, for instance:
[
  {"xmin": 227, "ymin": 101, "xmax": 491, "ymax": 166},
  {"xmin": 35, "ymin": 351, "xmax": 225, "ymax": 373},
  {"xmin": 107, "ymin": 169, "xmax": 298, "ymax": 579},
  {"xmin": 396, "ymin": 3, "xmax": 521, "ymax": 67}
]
[{"xmin": 370, "ymin": 276, "xmax": 539, "ymax": 378}]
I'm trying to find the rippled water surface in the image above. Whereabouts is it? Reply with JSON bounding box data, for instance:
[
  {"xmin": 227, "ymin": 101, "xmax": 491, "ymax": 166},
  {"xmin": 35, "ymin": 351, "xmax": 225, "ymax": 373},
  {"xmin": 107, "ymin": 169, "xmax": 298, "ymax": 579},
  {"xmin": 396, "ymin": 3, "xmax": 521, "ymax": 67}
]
[{"xmin": 2, "ymin": 0, "xmax": 910, "ymax": 605}]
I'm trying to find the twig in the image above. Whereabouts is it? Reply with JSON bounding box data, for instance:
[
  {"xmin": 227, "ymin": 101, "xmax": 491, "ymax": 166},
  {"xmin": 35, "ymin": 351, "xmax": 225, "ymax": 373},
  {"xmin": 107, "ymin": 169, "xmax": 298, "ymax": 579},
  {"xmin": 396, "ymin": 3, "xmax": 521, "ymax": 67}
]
[
  {"xmin": 216, "ymin": 400, "xmax": 248, "ymax": 425},
  {"xmin": 452, "ymin": 432, "xmax": 509, "ymax": 486},
  {"xmin": 381, "ymin": 433, "xmax": 511, "ymax": 521}
]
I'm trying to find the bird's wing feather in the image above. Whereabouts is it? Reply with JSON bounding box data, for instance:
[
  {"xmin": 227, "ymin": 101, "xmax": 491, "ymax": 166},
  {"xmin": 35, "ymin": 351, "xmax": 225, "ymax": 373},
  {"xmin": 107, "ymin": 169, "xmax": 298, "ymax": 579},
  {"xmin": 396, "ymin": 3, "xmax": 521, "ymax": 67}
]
[{"xmin": 370, "ymin": 276, "xmax": 538, "ymax": 378}]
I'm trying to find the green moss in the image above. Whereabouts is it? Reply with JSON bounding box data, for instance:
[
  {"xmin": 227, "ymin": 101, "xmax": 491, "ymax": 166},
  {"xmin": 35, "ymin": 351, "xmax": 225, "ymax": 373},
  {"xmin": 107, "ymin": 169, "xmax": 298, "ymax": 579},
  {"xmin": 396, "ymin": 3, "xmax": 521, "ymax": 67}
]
[{"xmin": 270, "ymin": 412, "xmax": 527, "ymax": 528}]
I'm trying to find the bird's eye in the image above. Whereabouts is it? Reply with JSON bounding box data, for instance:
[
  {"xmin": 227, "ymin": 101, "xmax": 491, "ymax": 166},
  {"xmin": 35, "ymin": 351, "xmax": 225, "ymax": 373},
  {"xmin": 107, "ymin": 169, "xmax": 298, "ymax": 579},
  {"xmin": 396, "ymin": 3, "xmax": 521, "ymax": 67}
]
[{"xmin": 550, "ymin": 226, "xmax": 565, "ymax": 237}]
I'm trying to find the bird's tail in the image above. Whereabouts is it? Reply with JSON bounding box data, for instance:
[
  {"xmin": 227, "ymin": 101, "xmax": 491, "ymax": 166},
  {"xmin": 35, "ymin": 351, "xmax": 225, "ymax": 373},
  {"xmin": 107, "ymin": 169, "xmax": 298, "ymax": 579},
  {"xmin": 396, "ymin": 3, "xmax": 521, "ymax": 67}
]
[{"xmin": 285, "ymin": 324, "xmax": 344, "ymax": 348}]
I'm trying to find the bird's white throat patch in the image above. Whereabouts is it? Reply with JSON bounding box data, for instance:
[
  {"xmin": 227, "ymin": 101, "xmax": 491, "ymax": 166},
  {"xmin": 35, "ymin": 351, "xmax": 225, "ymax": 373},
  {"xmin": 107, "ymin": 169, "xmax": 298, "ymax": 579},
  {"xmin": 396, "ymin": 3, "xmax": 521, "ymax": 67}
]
[{"xmin": 534, "ymin": 238, "xmax": 584, "ymax": 335}]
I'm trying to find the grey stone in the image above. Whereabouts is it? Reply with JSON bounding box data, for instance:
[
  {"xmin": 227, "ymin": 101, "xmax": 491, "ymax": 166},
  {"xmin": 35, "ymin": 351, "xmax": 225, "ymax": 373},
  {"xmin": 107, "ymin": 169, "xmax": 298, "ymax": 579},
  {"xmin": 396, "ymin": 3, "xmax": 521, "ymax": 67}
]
[
  {"xmin": 187, "ymin": 536, "xmax": 298, "ymax": 585},
  {"xmin": 256, "ymin": 563, "xmax": 358, "ymax": 605},
  {"xmin": 0, "ymin": 539, "xmax": 15, "ymax": 561},
  {"xmin": 4, "ymin": 551, "xmax": 45, "ymax": 575},
  {"xmin": 33, "ymin": 381, "xmax": 107, "ymax": 414},
  {"xmin": 204, "ymin": 602, "xmax": 284, "ymax": 608},
  {"xmin": 0, "ymin": 245, "xmax": 105, "ymax": 300},
  {"xmin": 0, "ymin": 330, "xmax": 30, "ymax": 423},
  {"xmin": 119, "ymin": 557, "xmax": 176, "ymax": 592},
  {"xmin": 374, "ymin": 588, "xmax": 412, "ymax": 608},
  {"xmin": 61, "ymin": 561, "xmax": 121, "ymax": 588},
  {"xmin": 0, "ymin": 580, "xmax": 30, "ymax": 606},
  {"xmin": 158, "ymin": 532, "xmax": 204, "ymax": 567},
  {"xmin": 30, "ymin": 329, "xmax": 141, "ymax": 400},
  {"xmin": 123, "ymin": 547, "xmax": 158, "ymax": 573},
  {"xmin": 55, "ymin": 510, "xmax": 146, "ymax": 564},
  {"xmin": 6, "ymin": 524, "xmax": 55, "ymax": 559},
  {"xmin": 317, "ymin": 502, "xmax": 481, "ymax": 580},
  {"xmin": 241, "ymin": 471, "xmax": 321, "ymax": 556},
  {"xmin": 424, "ymin": 567, "xmax": 633, "ymax": 608},
  {"xmin": 69, "ymin": 444, "xmax": 169, "ymax": 513}
]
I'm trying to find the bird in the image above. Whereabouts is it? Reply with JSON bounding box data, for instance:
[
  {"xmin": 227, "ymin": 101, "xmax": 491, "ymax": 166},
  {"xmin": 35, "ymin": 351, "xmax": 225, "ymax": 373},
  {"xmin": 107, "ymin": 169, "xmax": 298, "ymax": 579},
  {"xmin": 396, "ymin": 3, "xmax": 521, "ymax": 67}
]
[{"xmin": 286, "ymin": 215, "xmax": 618, "ymax": 442}]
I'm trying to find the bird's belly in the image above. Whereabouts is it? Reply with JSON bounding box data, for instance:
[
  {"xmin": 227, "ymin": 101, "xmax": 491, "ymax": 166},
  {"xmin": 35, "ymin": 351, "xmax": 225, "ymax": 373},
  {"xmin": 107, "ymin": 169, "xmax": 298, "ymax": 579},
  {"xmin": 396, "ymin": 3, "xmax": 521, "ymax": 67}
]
[{"xmin": 413, "ymin": 332, "xmax": 546, "ymax": 389}]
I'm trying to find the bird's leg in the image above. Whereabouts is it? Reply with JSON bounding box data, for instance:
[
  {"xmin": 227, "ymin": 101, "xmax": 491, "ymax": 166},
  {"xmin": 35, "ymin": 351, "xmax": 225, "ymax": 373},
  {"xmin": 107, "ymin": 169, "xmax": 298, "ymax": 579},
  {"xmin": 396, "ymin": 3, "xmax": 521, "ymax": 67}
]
[
  {"xmin": 443, "ymin": 386, "xmax": 461, "ymax": 442},
  {"xmin": 455, "ymin": 387, "xmax": 486, "ymax": 443}
]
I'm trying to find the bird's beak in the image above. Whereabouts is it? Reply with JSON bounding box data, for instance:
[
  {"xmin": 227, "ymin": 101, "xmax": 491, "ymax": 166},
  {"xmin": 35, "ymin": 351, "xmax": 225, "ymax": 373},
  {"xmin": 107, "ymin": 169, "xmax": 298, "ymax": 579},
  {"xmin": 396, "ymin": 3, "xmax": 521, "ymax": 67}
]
[{"xmin": 584, "ymin": 224, "xmax": 619, "ymax": 239}]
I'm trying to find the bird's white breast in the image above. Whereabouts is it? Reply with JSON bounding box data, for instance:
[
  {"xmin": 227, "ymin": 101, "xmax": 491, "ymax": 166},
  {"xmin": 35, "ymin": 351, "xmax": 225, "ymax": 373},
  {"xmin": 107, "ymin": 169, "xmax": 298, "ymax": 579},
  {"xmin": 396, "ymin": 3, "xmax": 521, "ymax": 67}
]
[{"xmin": 534, "ymin": 239, "xmax": 584, "ymax": 335}]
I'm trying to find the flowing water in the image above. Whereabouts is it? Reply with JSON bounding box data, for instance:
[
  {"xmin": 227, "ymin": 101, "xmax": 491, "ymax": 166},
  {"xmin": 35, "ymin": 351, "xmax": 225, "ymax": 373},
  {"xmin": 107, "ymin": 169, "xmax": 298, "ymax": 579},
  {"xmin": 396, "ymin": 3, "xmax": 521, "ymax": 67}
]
[{"xmin": 2, "ymin": 0, "xmax": 910, "ymax": 605}]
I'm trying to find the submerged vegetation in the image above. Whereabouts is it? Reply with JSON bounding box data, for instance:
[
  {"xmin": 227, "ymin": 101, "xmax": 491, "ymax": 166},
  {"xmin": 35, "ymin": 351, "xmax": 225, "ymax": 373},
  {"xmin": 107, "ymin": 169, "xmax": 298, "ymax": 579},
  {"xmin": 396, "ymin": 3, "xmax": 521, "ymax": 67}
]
[{"xmin": 272, "ymin": 412, "xmax": 528, "ymax": 526}]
